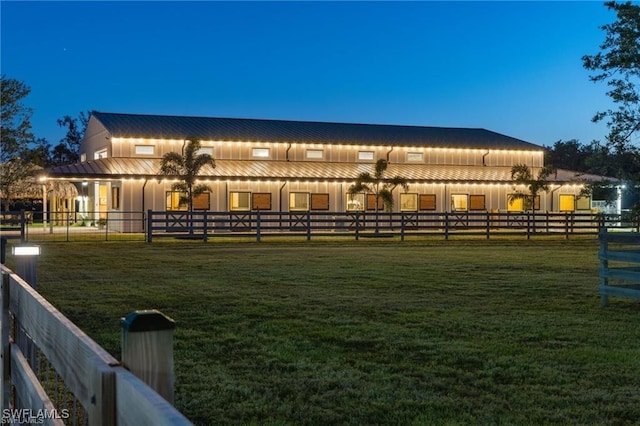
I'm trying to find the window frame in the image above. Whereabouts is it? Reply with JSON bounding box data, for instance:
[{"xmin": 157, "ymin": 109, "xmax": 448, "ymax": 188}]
[
  {"xmin": 166, "ymin": 191, "xmax": 188, "ymax": 211},
  {"xmin": 134, "ymin": 145, "xmax": 155, "ymax": 155},
  {"xmin": 251, "ymin": 147, "xmax": 270, "ymax": 158},
  {"xmin": 419, "ymin": 194, "xmax": 437, "ymax": 211},
  {"xmin": 400, "ymin": 193, "xmax": 418, "ymax": 212},
  {"xmin": 230, "ymin": 191, "xmax": 251, "ymax": 211},
  {"xmin": 559, "ymin": 194, "xmax": 576, "ymax": 212},
  {"xmin": 357, "ymin": 151, "xmax": 375, "ymax": 161},
  {"xmin": 346, "ymin": 193, "xmax": 365, "ymax": 212},
  {"xmin": 406, "ymin": 152, "xmax": 424, "ymax": 162},
  {"xmin": 451, "ymin": 194, "xmax": 468, "ymax": 212},
  {"xmin": 252, "ymin": 193, "xmax": 272, "ymax": 211},
  {"xmin": 289, "ymin": 192, "xmax": 310, "ymax": 212},
  {"xmin": 305, "ymin": 149, "xmax": 324, "ymax": 160}
]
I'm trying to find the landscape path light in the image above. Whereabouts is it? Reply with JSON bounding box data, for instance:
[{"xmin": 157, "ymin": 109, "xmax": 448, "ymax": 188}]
[{"xmin": 12, "ymin": 244, "xmax": 40, "ymax": 290}]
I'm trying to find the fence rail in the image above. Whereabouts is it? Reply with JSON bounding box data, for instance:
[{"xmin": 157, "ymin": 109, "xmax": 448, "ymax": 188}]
[{"xmin": 0, "ymin": 264, "xmax": 192, "ymax": 425}]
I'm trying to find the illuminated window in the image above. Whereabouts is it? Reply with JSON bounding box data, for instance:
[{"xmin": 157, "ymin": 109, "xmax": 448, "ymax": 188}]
[
  {"xmin": 559, "ymin": 194, "xmax": 576, "ymax": 212},
  {"xmin": 252, "ymin": 148, "xmax": 270, "ymax": 158},
  {"xmin": 507, "ymin": 195, "xmax": 524, "ymax": 212},
  {"xmin": 451, "ymin": 194, "xmax": 468, "ymax": 211},
  {"xmin": 230, "ymin": 192, "xmax": 251, "ymax": 211},
  {"xmin": 407, "ymin": 152, "xmax": 423, "ymax": 162},
  {"xmin": 306, "ymin": 149, "xmax": 324, "ymax": 159},
  {"xmin": 94, "ymin": 149, "xmax": 108, "ymax": 159},
  {"xmin": 289, "ymin": 192, "xmax": 310, "ymax": 211},
  {"xmin": 346, "ymin": 193, "xmax": 365, "ymax": 211},
  {"xmin": 135, "ymin": 145, "xmax": 155, "ymax": 155},
  {"xmin": 400, "ymin": 193, "xmax": 418, "ymax": 211},
  {"xmin": 166, "ymin": 191, "xmax": 188, "ymax": 211},
  {"xmin": 80, "ymin": 153, "xmax": 86, "ymax": 162},
  {"xmin": 358, "ymin": 151, "xmax": 374, "ymax": 161}
]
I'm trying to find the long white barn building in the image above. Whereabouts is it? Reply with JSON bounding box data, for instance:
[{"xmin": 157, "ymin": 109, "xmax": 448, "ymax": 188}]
[{"xmin": 44, "ymin": 112, "xmax": 608, "ymax": 232}]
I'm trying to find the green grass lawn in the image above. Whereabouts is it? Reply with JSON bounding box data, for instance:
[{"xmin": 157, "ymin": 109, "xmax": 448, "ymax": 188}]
[{"xmin": 16, "ymin": 238, "xmax": 640, "ymax": 425}]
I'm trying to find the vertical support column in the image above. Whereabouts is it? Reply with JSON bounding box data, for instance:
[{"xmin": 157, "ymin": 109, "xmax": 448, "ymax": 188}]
[
  {"xmin": 121, "ymin": 310, "xmax": 176, "ymax": 404},
  {"xmin": 306, "ymin": 211, "xmax": 311, "ymax": 241}
]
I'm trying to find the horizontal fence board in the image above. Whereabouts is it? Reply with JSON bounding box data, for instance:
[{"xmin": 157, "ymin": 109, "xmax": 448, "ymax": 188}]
[
  {"xmin": 115, "ymin": 368, "xmax": 192, "ymax": 426},
  {"xmin": 10, "ymin": 345, "xmax": 66, "ymax": 426},
  {"xmin": 8, "ymin": 272, "xmax": 119, "ymax": 422},
  {"xmin": 599, "ymin": 267, "xmax": 640, "ymax": 281},
  {"xmin": 598, "ymin": 284, "xmax": 640, "ymax": 299},
  {"xmin": 599, "ymin": 250, "xmax": 640, "ymax": 263},
  {"xmin": 599, "ymin": 233, "xmax": 640, "ymax": 244}
]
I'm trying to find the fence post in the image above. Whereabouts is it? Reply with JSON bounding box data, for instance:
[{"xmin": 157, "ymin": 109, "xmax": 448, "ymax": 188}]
[
  {"xmin": 599, "ymin": 229, "xmax": 609, "ymax": 307},
  {"xmin": 526, "ymin": 213, "xmax": 531, "ymax": 240},
  {"xmin": 121, "ymin": 310, "xmax": 176, "ymax": 404},
  {"xmin": 400, "ymin": 212, "xmax": 405, "ymax": 241},
  {"xmin": 1, "ymin": 268, "xmax": 11, "ymax": 411},
  {"xmin": 307, "ymin": 211, "xmax": 311, "ymax": 241},
  {"xmin": 355, "ymin": 213, "xmax": 360, "ymax": 241},
  {"xmin": 256, "ymin": 211, "xmax": 261, "ymax": 242},
  {"xmin": 444, "ymin": 212, "xmax": 449, "ymax": 240},
  {"xmin": 19, "ymin": 210, "xmax": 26, "ymax": 243},
  {"xmin": 485, "ymin": 211, "xmax": 490, "ymax": 240},
  {"xmin": 202, "ymin": 211, "xmax": 208, "ymax": 243},
  {"xmin": 147, "ymin": 210, "xmax": 153, "ymax": 243}
]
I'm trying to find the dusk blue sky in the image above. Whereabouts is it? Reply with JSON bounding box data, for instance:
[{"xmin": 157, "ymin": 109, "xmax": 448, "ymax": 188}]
[{"xmin": 1, "ymin": 1, "xmax": 617, "ymax": 149}]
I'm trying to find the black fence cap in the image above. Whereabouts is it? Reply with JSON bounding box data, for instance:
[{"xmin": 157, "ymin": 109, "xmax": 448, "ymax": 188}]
[{"xmin": 121, "ymin": 309, "xmax": 176, "ymax": 332}]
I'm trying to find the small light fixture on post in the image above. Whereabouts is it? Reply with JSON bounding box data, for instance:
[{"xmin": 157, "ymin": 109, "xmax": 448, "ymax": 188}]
[{"xmin": 12, "ymin": 245, "xmax": 41, "ymax": 290}]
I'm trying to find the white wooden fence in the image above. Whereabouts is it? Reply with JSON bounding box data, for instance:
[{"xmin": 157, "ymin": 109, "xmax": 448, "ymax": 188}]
[
  {"xmin": 0, "ymin": 264, "xmax": 192, "ymax": 425},
  {"xmin": 598, "ymin": 229, "xmax": 640, "ymax": 306}
]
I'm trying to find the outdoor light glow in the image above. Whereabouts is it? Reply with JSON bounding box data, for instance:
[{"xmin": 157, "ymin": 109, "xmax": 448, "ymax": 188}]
[{"xmin": 13, "ymin": 246, "xmax": 41, "ymax": 256}]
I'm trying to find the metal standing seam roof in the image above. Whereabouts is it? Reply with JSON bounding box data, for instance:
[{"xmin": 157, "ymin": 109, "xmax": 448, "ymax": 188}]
[
  {"xmin": 91, "ymin": 112, "xmax": 544, "ymax": 150},
  {"xmin": 45, "ymin": 158, "xmax": 606, "ymax": 184}
]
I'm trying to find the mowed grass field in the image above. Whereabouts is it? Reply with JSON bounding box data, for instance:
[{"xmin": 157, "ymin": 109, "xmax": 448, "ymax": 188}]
[{"xmin": 15, "ymin": 238, "xmax": 640, "ymax": 425}]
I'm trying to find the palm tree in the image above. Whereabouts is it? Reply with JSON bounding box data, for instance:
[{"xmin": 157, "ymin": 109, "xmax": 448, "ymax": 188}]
[
  {"xmin": 509, "ymin": 163, "xmax": 553, "ymax": 230},
  {"xmin": 348, "ymin": 159, "xmax": 409, "ymax": 232},
  {"xmin": 159, "ymin": 138, "xmax": 216, "ymax": 212}
]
